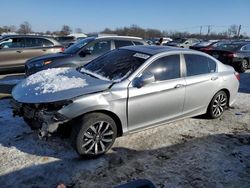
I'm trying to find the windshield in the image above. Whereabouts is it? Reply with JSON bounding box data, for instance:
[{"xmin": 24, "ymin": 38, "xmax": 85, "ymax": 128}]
[
  {"xmin": 215, "ymin": 43, "xmax": 243, "ymax": 51},
  {"xmin": 64, "ymin": 37, "xmax": 95, "ymax": 54},
  {"xmin": 81, "ymin": 49, "xmax": 151, "ymax": 82}
]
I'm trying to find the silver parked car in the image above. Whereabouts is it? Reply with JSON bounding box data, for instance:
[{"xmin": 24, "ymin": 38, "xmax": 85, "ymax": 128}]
[{"xmin": 11, "ymin": 46, "xmax": 239, "ymax": 158}]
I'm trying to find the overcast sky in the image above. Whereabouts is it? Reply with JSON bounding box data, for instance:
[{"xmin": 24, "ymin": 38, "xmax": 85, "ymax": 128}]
[{"xmin": 1, "ymin": 0, "xmax": 250, "ymax": 35}]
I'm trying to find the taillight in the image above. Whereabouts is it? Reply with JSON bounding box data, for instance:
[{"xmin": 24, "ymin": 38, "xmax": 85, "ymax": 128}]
[
  {"xmin": 234, "ymin": 72, "xmax": 240, "ymax": 80},
  {"xmin": 227, "ymin": 53, "xmax": 236, "ymax": 58},
  {"xmin": 202, "ymin": 47, "xmax": 212, "ymax": 51},
  {"xmin": 60, "ymin": 47, "xmax": 65, "ymax": 52}
]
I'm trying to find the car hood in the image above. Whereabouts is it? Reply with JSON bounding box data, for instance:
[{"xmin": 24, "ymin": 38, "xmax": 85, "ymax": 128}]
[
  {"xmin": 12, "ymin": 68, "xmax": 113, "ymax": 104},
  {"xmin": 27, "ymin": 52, "xmax": 72, "ymax": 63}
]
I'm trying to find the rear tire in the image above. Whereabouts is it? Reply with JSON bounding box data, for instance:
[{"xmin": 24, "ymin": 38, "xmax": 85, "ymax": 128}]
[
  {"xmin": 206, "ymin": 91, "xmax": 228, "ymax": 119},
  {"xmin": 236, "ymin": 59, "xmax": 248, "ymax": 73},
  {"xmin": 71, "ymin": 113, "xmax": 117, "ymax": 158}
]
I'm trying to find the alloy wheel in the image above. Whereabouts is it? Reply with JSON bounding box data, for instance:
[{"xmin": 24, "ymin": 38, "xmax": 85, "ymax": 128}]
[
  {"xmin": 212, "ymin": 93, "xmax": 227, "ymax": 117},
  {"xmin": 81, "ymin": 121, "xmax": 114, "ymax": 155}
]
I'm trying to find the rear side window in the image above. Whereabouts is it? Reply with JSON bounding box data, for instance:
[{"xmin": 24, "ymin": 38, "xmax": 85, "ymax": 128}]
[
  {"xmin": 114, "ymin": 40, "xmax": 134, "ymax": 48},
  {"xmin": 24, "ymin": 38, "xmax": 53, "ymax": 47},
  {"xmin": 25, "ymin": 38, "xmax": 42, "ymax": 47},
  {"xmin": 133, "ymin": 41, "xmax": 144, "ymax": 45},
  {"xmin": 184, "ymin": 54, "xmax": 216, "ymax": 76},
  {"xmin": 145, "ymin": 55, "xmax": 180, "ymax": 81}
]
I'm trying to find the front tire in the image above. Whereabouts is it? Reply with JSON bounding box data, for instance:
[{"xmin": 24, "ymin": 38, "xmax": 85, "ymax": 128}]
[
  {"xmin": 71, "ymin": 113, "xmax": 117, "ymax": 158},
  {"xmin": 206, "ymin": 91, "xmax": 228, "ymax": 119}
]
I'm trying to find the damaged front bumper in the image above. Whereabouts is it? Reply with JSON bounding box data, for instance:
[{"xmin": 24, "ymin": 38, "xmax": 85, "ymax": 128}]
[{"xmin": 10, "ymin": 99, "xmax": 71, "ymax": 138}]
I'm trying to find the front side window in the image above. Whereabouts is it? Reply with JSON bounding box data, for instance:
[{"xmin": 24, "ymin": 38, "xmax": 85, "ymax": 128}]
[
  {"xmin": 86, "ymin": 40, "xmax": 111, "ymax": 55},
  {"xmin": 0, "ymin": 38, "xmax": 25, "ymax": 49},
  {"xmin": 64, "ymin": 37, "xmax": 95, "ymax": 54},
  {"xmin": 144, "ymin": 55, "xmax": 180, "ymax": 81},
  {"xmin": 184, "ymin": 54, "xmax": 216, "ymax": 76},
  {"xmin": 81, "ymin": 49, "xmax": 150, "ymax": 82}
]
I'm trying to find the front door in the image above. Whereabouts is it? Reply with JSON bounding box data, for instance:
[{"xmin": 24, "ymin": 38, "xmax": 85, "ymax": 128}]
[{"xmin": 128, "ymin": 54, "xmax": 186, "ymax": 131}]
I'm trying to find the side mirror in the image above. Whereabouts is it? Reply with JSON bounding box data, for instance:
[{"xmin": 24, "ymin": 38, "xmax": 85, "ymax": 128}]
[
  {"xmin": 133, "ymin": 71, "xmax": 155, "ymax": 88},
  {"xmin": 79, "ymin": 49, "xmax": 92, "ymax": 57}
]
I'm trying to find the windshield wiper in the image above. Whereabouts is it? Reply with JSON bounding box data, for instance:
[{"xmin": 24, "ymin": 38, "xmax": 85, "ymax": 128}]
[{"xmin": 80, "ymin": 68, "xmax": 112, "ymax": 82}]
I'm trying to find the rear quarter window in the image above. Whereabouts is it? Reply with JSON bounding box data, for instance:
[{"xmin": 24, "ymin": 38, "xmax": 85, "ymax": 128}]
[
  {"xmin": 133, "ymin": 41, "xmax": 144, "ymax": 45},
  {"xmin": 114, "ymin": 40, "xmax": 134, "ymax": 48}
]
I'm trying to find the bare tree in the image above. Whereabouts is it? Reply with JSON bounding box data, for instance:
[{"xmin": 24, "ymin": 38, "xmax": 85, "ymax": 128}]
[
  {"xmin": 75, "ymin": 28, "xmax": 82, "ymax": 33},
  {"xmin": 18, "ymin": 21, "xmax": 32, "ymax": 34},
  {"xmin": 228, "ymin": 25, "xmax": 238, "ymax": 37},
  {"xmin": 60, "ymin": 25, "xmax": 72, "ymax": 35}
]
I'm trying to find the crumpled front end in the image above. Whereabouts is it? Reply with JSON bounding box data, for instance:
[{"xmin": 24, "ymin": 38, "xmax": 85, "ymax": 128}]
[{"xmin": 10, "ymin": 99, "xmax": 71, "ymax": 138}]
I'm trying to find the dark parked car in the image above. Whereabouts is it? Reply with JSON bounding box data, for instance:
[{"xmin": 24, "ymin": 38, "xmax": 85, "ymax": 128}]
[
  {"xmin": 25, "ymin": 36, "xmax": 147, "ymax": 76},
  {"xmin": 0, "ymin": 35, "xmax": 64, "ymax": 73},
  {"xmin": 208, "ymin": 41, "xmax": 250, "ymax": 73},
  {"xmin": 53, "ymin": 36, "xmax": 76, "ymax": 47},
  {"xmin": 166, "ymin": 38, "xmax": 200, "ymax": 48},
  {"xmin": 189, "ymin": 40, "xmax": 218, "ymax": 52}
]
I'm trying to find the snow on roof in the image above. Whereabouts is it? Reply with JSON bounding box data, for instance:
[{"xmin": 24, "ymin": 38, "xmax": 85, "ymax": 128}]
[{"xmin": 22, "ymin": 68, "xmax": 88, "ymax": 94}]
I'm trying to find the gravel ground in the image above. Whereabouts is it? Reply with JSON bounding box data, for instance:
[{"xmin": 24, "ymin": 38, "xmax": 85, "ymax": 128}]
[{"xmin": 0, "ymin": 71, "xmax": 249, "ymax": 188}]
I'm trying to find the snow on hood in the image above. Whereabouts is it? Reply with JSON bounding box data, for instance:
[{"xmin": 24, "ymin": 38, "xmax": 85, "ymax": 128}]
[
  {"xmin": 12, "ymin": 68, "xmax": 112, "ymax": 103},
  {"xmin": 23, "ymin": 68, "xmax": 88, "ymax": 94}
]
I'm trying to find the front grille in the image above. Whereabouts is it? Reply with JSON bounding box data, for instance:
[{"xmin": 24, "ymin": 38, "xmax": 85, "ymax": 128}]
[
  {"xmin": 10, "ymin": 99, "xmax": 22, "ymax": 111},
  {"xmin": 23, "ymin": 105, "xmax": 36, "ymax": 119}
]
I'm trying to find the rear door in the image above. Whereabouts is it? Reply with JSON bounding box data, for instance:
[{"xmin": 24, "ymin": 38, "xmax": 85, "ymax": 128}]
[{"xmin": 183, "ymin": 54, "xmax": 219, "ymax": 115}]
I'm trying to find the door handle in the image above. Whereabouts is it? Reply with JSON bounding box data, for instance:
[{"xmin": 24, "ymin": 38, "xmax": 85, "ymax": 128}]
[
  {"xmin": 42, "ymin": 49, "xmax": 47, "ymax": 52},
  {"xmin": 211, "ymin": 76, "xmax": 218, "ymax": 81},
  {"xmin": 16, "ymin": 50, "xmax": 22, "ymax": 53},
  {"xmin": 174, "ymin": 84, "xmax": 185, "ymax": 89}
]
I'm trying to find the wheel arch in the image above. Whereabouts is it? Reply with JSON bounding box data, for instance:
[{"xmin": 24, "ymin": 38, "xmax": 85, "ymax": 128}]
[
  {"xmin": 220, "ymin": 88, "xmax": 230, "ymax": 107},
  {"xmin": 73, "ymin": 110, "xmax": 123, "ymax": 137}
]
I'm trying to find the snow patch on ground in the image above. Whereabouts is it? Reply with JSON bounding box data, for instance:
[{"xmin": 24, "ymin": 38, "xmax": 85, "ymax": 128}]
[{"xmin": 22, "ymin": 68, "xmax": 88, "ymax": 94}]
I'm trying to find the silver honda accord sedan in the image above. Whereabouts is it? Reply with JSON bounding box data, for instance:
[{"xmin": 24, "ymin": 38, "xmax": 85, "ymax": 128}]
[{"xmin": 11, "ymin": 45, "xmax": 239, "ymax": 157}]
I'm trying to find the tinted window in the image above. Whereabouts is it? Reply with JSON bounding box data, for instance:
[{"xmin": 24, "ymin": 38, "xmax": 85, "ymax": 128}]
[
  {"xmin": 87, "ymin": 40, "xmax": 111, "ymax": 55},
  {"xmin": 133, "ymin": 41, "xmax": 144, "ymax": 45},
  {"xmin": 25, "ymin": 38, "xmax": 43, "ymax": 47},
  {"xmin": 216, "ymin": 43, "xmax": 242, "ymax": 51},
  {"xmin": 207, "ymin": 58, "xmax": 216, "ymax": 73},
  {"xmin": 185, "ymin": 54, "xmax": 216, "ymax": 76},
  {"xmin": 64, "ymin": 37, "xmax": 95, "ymax": 54},
  {"xmin": 0, "ymin": 38, "xmax": 25, "ymax": 48},
  {"xmin": 82, "ymin": 49, "xmax": 150, "ymax": 82},
  {"xmin": 41, "ymin": 39, "xmax": 54, "ymax": 47},
  {"xmin": 114, "ymin": 40, "xmax": 134, "ymax": 48},
  {"xmin": 242, "ymin": 44, "xmax": 250, "ymax": 51},
  {"xmin": 145, "ymin": 55, "xmax": 180, "ymax": 81}
]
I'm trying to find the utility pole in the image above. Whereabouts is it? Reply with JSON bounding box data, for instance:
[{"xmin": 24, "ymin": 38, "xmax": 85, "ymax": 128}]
[
  {"xmin": 200, "ymin": 26, "xmax": 202, "ymax": 35},
  {"xmin": 237, "ymin": 24, "xmax": 241, "ymax": 38}
]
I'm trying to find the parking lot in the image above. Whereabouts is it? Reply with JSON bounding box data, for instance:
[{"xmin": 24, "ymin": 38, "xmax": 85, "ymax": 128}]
[{"xmin": 0, "ymin": 71, "xmax": 249, "ymax": 187}]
